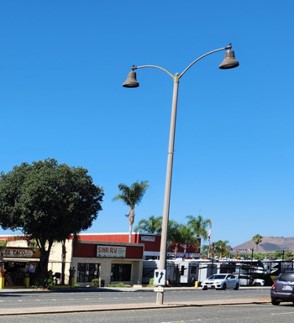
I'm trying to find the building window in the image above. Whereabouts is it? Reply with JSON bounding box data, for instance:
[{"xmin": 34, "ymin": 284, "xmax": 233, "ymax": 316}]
[
  {"xmin": 77, "ymin": 263, "xmax": 100, "ymax": 283},
  {"xmin": 111, "ymin": 264, "xmax": 131, "ymax": 282}
]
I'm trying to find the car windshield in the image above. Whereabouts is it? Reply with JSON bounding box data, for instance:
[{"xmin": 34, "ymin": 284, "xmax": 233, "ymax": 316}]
[
  {"xmin": 279, "ymin": 273, "xmax": 294, "ymax": 282},
  {"xmin": 209, "ymin": 274, "xmax": 226, "ymax": 279}
]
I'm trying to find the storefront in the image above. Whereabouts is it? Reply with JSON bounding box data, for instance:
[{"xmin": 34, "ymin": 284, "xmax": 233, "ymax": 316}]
[
  {"xmin": 0, "ymin": 233, "xmax": 150, "ymax": 287},
  {"xmin": 71, "ymin": 241, "xmax": 144, "ymax": 286},
  {"xmin": 0, "ymin": 236, "xmax": 75, "ymax": 287},
  {"xmin": 0, "ymin": 247, "xmax": 40, "ymax": 287}
]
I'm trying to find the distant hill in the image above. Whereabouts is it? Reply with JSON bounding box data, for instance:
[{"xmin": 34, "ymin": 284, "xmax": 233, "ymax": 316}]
[{"xmin": 233, "ymin": 236, "xmax": 294, "ymax": 253}]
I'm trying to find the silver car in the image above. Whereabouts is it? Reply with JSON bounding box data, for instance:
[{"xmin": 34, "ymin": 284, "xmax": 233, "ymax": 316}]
[{"xmin": 202, "ymin": 273, "xmax": 240, "ymax": 290}]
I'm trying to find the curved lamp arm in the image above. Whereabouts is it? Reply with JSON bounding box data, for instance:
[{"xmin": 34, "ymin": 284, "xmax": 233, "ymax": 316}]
[
  {"xmin": 179, "ymin": 44, "xmax": 231, "ymax": 79},
  {"xmin": 125, "ymin": 44, "xmax": 236, "ymax": 85},
  {"xmin": 132, "ymin": 64, "xmax": 174, "ymax": 79}
]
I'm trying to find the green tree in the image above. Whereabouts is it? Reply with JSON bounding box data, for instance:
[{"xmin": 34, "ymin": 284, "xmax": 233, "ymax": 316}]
[
  {"xmin": 113, "ymin": 181, "xmax": 149, "ymax": 242},
  {"xmin": 0, "ymin": 159, "xmax": 104, "ymax": 287},
  {"xmin": 159, "ymin": 219, "xmax": 199, "ymax": 257},
  {"xmin": 213, "ymin": 240, "xmax": 231, "ymax": 258},
  {"xmin": 136, "ymin": 217, "xmax": 182, "ymax": 244},
  {"xmin": 169, "ymin": 224, "xmax": 199, "ymax": 256},
  {"xmin": 135, "ymin": 215, "xmax": 161, "ymax": 234},
  {"xmin": 252, "ymin": 234, "xmax": 263, "ymax": 251},
  {"xmin": 186, "ymin": 214, "xmax": 212, "ymax": 251},
  {"xmin": 201, "ymin": 244, "xmax": 210, "ymax": 258},
  {"xmin": 166, "ymin": 219, "xmax": 179, "ymax": 245}
]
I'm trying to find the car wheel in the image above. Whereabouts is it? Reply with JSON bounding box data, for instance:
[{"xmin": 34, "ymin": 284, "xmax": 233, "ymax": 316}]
[
  {"xmin": 271, "ymin": 299, "xmax": 280, "ymax": 306},
  {"xmin": 222, "ymin": 283, "xmax": 227, "ymax": 290},
  {"xmin": 202, "ymin": 286, "xmax": 207, "ymax": 290},
  {"xmin": 234, "ymin": 283, "xmax": 239, "ymax": 290}
]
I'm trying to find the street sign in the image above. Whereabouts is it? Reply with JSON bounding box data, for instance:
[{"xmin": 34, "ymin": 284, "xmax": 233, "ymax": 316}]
[
  {"xmin": 153, "ymin": 269, "xmax": 166, "ymax": 286},
  {"xmin": 154, "ymin": 286, "xmax": 164, "ymax": 292}
]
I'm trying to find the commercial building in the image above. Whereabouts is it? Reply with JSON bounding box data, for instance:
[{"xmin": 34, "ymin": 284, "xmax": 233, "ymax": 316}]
[{"xmin": 0, "ymin": 233, "xmax": 162, "ymax": 287}]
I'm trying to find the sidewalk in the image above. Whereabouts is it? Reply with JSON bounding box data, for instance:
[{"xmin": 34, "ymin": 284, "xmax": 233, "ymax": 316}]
[{"xmin": 0, "ymin": 287, "xmax": 271, "ymax": 316}]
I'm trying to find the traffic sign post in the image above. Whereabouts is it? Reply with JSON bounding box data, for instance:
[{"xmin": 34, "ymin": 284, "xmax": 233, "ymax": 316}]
[
  {"xmin": 153, "ymin": 269, "xmax": 166, "ymax": 286},
  {"xmin": 154, "ymin": 269, "xmax": 166, "ymax": 305}
]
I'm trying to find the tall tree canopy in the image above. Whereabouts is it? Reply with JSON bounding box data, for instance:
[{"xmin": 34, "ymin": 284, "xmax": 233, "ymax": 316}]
[
  {"xmin": 186, "ymin": 214, "xmax": 212, "ymax": 250},
  {"xmin": 135, "ymin": 215, "xmax": 161, "ymax": 234},
  {"xmin": 113, "ymin": 180, "xmax": 149, "ymax": 242},
  {"xmin": 0, "ymin": 159, "xmax": 104, "ymax": 286},
  {"xmin": 213, "ymin": 240, "xmax": 231, "ymax": 258},
  {"xmin": 252, "ymin": 234, "xmax": 263, "ymax": 251},
  {"xmin": 168, "ymin": 223, "xmax": 199, "ymax": 256},
  {"xmin": 135, "ymin": 215, "xmax": 200, "ymax": 256}
]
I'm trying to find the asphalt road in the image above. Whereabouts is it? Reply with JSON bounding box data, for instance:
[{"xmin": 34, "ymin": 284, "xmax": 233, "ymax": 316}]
[
  {"xmin": 0, "ymin": 287, "xmax": 270, "ymax": 310},
  {"xmin": 1, "ymin": 303, "xmax": 294, "ymax": 323}
]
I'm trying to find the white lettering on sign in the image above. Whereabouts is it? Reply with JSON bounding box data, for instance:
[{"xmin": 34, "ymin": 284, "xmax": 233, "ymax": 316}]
[
  {"xmin": 2, "ymin": 248, "xmax": 34, "ymax": 258},
  {"xmin": 140, "ymin": 236, "xmax": 155, "ymax": 242},
  {"xmin": 96, "ymin": 245, "xmax": 126, "ymax": 258}
]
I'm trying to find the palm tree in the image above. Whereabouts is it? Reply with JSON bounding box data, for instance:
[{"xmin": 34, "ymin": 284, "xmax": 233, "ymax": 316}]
[
  {"xmin": 252, "ymin": 234, "xmax": 263, "ymax": 251},
  {"xmin": 186, "ymin": 214, "xmax": 212, "ymax": 251},
  {"xmin": 174, "ymin": 224, "xmax": 199, "ymax": 256},
  {"xmin": 214, "ymin": 240, "xmax": 231, "ymax": 258},
  {"xmin": 165, "ymin": 219, "xmax": 179, "ymax": 243},
  {"xmin": 135, "ymin": 215, "xmax": 161, "ymax": 234},
  {"xmin": 113, "ymin": 181, "xmax": 149, "ymax": 242},
  {"xmin": 201, "ymin": 244, "xmax": 210, "ymax": 258},
  {"xmin": 165, "ymin": 220, "xmax": 198, "ymax": 257}
]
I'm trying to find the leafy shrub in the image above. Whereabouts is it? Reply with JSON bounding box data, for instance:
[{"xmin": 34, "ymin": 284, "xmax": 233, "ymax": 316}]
[
  {"xmin": 148, "ymin": 278, "xmax": 154, "ymax": 287},
  {"xmin": 108, "ymin": 282, "xmax": 130, "ymax": 287}
]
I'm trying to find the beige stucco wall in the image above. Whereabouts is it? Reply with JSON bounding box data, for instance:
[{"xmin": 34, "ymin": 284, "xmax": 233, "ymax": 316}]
[
  {"xmin": 47, "ymin": 239, "xmax": 73, "ymax": 284},
  {"xmin": 6, "ymin": 239, "xmax": 28, "ymax": 248}
]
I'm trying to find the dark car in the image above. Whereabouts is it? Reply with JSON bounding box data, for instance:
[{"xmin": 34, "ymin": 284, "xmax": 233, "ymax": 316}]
[{"xmin": 271, "ymin": 271, "xmax": 294, "ymax": 305}]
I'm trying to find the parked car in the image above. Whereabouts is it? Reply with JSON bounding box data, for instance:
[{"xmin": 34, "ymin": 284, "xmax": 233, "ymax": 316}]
[
  {"xmin": 234, "ymin": 274, "xmax": 265, "ymax": 286},
  {"xmin": 202, "ymin": 273, "xmax": 240, "ymax": 290},
  {"xmin": 271, "ymin": 271, "xmax": 294, "ymax": 305},
  {"xmin": 252, "ymin": 278, "xmax": 265, "ymax": 286}
]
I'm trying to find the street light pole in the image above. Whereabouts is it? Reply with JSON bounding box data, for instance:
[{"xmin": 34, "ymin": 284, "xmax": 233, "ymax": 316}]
[
  {"xmin": 160, "ymin": 73, "xmax": 179, "ymax": 274},
  {"xmin": 123, "ymin": 44, "xmax": 239, "ymax": 305}
]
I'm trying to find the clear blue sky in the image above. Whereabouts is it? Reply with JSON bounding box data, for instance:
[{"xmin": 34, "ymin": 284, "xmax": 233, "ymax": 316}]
[{"xmin": 0, "ymin": 1, "xmax": 293, "ymax": 247}]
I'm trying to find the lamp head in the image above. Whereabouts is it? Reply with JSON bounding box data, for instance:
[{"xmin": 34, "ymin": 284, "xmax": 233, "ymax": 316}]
[
  {"xmin": 219, "ymin": 49, "xmax": 239, "ymax": 69},
  {"xmin": 122, "ymin": 69, "xmax": 139, "ymax": 88}
]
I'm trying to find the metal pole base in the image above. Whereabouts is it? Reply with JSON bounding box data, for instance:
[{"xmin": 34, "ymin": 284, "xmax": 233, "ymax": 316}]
[{"xmin": 156, "ymin": 291, "xmax": 164, "ymax": 305}]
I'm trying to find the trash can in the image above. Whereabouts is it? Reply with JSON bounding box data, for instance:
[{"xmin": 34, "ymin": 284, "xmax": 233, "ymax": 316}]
[
  {"xmin": 69, "ymin": 268, "xmax": 76, "ymax": 288},
  {"xmin": 24, "ymin": 274, "xmax": 30, "ymax": 288},
  {"xmin": 0, "ymin": 271, "xmax": 4, "ymax": 289}
]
